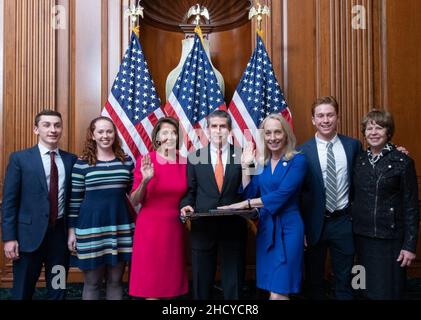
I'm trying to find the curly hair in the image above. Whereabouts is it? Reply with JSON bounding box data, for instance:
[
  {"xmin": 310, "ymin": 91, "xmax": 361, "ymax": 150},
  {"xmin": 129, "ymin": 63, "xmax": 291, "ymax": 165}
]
[{"xmin": 81, "ymin": 116, "xmax": 126, "ymax": 166}]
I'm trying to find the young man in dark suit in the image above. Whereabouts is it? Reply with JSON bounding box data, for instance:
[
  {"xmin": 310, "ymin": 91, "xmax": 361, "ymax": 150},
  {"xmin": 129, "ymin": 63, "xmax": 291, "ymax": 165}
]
[
  {"xmin": 298, "ymin": 96, "xmax": 362, "ymax": 300},
  {"xmin": 180, "ymin": 110, "xmax": 247, "ymax": 300},
  {"xmin": 2, "ymin": 110, "xmax": 77, "ymax": 300}
]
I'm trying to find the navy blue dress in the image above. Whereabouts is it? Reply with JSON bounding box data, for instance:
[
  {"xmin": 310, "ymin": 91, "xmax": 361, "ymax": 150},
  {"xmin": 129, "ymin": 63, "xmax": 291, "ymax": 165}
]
[
  {"xmin": 68, "ymin": 157, "xmax": 135, "ymax": 270},
  {"xmin": 243, "ymin": 153, "xmax": 307, "ymax": 294}
]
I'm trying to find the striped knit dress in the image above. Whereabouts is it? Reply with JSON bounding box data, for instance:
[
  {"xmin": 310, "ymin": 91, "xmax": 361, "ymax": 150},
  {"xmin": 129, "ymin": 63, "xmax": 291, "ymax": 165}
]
[{"xmin": 68, "ymin": 156, "xmax": 135, "ymax": 270}]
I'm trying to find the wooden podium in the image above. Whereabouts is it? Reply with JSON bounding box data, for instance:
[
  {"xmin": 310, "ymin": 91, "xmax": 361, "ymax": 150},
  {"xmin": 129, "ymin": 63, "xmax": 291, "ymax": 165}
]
[{"xmin": 185, "ymin": 208, "xmax": 259, "ymax": 220}]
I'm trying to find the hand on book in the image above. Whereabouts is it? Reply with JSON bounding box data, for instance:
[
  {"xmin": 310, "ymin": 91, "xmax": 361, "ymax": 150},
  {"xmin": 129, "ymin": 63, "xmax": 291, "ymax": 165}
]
[
  {"xmin": 217, "ymin": 200, "xmax": 248, "ymax": 210},
  {"xmin": 180, "ymin": 205, "xmax": 194, "ymax": 223}
]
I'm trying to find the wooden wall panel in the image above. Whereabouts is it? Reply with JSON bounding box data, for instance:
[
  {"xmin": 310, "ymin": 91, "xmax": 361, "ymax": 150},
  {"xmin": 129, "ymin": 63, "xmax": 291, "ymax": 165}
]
[
  {"xmin": 285, "ymin": 0, "xmax": 317, "ymax": 144},
  {"xmin": 385, "ymin": 0, "xmax": 421, "ymax": 170},
  {"xmin": 0, "ymin": 0, "xmax": 4, "ymax": 185},
  {"xmin": 56, "ymin": 0, "xmax": 70, "ymax": 149},
  {"xmin": 106, "ymin": 0, "xmax": 122, "ymax": 94},
  {"xmin": 267, "ymin": 0, "xmax": 376, "ymax": 144},
  {"xmin": 384, "ymin": 0, "xmax": 421, "ymax": 277},
  {"xmin": 2, "ymin": 0, "xmax": 57, "ymax": 180},
  {"xmin": 314, "ymin": 0, "xmax": 374, "ymax": 142},
  {"xmin": 207, "ymin": 24, "xmax": 252, "ymax": 103},
  {"xmin": 0, "ymin": 0, "xmax": 4, "ymax": 288},
  {"xmin": 70, "ymin": 0, "xmax": 102, "ymax": 156},
  {"xmin": 371, "ymin": 0, "xmax": 387, "ymax": 111},
  {"xmin": 137, "ymin": 24, "xmax": 184, "ymax": 103},
  {"xmin": 3, "ymin": 0, "xmax": 56, "ymax": 155}
]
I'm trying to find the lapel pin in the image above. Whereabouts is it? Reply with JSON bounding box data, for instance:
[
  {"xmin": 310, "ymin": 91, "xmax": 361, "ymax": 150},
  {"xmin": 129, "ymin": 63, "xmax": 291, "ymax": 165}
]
[{"xmin": 283, "ymin": 162, "xmax": 287, "ymax": 167}]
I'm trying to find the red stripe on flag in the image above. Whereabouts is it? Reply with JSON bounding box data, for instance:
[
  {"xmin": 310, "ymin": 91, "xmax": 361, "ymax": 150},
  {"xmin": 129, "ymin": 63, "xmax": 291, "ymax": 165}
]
[
  {"xmin": 228, "ymin": 99, "xmax": 250, "ymax": 132},
  {"xmin": 192, "ymin": 122, "xmax": 209, "ymax": 149},
  {"xmin": 134, "ymin": 122, "xmax": 153, "ymax": 151},
  {"xmin": 163, "ymin": 102, "xmax": 195, "ymax": 152},
  {"xmin": 104, "ymin": 101, "xmax": 140, "ymax": 160},
  {"xmin": 218, "ymin": 104, "xmax": 228, "ymax": 111},
  {"xmin": 228, "ymin": 99, "xmax": 257, "ymax": 146},
  {"xmin": 148, "ymin": 112, "xmax": 159, "ymax": 127},
  {"xmin": 281, "ymin": 108, "xmax": 293, "ymax": 130}
]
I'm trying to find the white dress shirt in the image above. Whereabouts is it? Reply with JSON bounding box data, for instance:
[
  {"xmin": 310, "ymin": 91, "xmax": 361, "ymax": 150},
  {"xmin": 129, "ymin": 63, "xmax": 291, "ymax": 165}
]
[
  {"xmin": 315, "ymin": 134, "xmax": 349, "ymax": 210},
  {"xmin": 38, "ymin": 143, "xmax": 66, "ymax": 219},
  {"xmin": 210, "ymin": 143, "xmax": 229, "ymax": 174}
]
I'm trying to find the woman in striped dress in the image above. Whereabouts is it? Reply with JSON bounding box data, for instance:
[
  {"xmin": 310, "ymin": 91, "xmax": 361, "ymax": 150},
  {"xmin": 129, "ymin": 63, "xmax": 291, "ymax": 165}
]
[{"xmin": 67, "ymin": 116, "xmax": 134, "ymax": 300}]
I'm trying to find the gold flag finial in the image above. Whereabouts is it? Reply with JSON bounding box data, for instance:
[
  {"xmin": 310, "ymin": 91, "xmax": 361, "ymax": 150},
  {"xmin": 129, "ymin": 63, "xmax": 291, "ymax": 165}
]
[
  {"xmin": 249, "ymin": 2, "xmax": 270, "ymax": 36},
  {"xmin": 124, "ymin": 2, "xmax": 144, "ymax": 34},
  {"xmin": 133, "ymin": 26, "xmax": 141, "ymax": 38}
]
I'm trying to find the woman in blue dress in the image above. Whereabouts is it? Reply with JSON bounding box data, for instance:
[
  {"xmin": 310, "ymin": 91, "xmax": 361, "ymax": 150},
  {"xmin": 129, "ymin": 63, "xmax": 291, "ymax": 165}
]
[
  {"xmin": 219, "ymin": 113, "xmax": 307, "ymax": 300},
  {"xmin": 67, "ymin": 116, "xmax": 134, "ymax": 300}
]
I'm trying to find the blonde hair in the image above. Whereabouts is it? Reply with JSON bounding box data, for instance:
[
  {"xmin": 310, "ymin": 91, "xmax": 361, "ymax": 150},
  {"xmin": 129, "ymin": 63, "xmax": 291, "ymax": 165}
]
[{"xmin": 259, "ymin": 113, "xmax": 298, "ymax": 164}]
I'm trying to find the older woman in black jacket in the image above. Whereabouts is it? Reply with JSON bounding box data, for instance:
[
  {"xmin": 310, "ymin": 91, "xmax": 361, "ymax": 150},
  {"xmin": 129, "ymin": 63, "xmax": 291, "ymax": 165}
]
[{"xmin": 351, "ymin": 110, "xmax": 419, "ymax": 299}]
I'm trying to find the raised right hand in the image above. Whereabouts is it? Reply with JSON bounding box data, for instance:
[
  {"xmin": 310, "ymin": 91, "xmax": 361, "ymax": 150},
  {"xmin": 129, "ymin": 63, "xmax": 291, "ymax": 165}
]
[
  {"xmin": 4, "ymin": 240, "xmax": 19, "ymax": 260},
  {"xmin": 241, "ymin": 142, "xmax": 255, "ymax": 168},
  {"xmin": 141, "ymin": 154, "xmax": 154, "ymax": 182}
]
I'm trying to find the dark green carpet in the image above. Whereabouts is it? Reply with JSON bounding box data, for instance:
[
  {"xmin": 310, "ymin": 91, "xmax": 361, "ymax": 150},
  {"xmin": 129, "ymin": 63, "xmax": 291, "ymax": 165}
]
[
  {"xmin": 1, "ymin": 278, "xmax": 421, "ymax": 300},
  {"xmin": 0, "ymin": 281, "xmax": 258, "ymax": 300}
]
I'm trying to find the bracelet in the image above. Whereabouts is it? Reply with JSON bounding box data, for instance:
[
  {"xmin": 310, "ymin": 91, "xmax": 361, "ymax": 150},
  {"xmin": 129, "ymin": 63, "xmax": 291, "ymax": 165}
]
[{"xmin": 247, "ymin": 199, "xmax": 252, "ymax": 209}]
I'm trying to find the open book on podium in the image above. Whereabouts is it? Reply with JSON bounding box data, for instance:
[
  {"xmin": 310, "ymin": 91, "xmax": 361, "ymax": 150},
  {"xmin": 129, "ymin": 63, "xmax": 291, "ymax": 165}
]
[{"xmin": 185, "ymin": 208, "xmax": 259, "ymax": 220}]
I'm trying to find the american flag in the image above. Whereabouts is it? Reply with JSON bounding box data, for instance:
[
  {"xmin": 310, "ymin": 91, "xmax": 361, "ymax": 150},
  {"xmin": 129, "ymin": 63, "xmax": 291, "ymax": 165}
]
[
  {"xmin": 228, "ymin": 32, "xmax": 292, "ymax": 147},
  {"xmin": 164, "ymin": 30, "xmax": 226, "ymax": 156},
  {"xmin": 102, "ymin": 31, "xmax": 164, "ymax": 161}
]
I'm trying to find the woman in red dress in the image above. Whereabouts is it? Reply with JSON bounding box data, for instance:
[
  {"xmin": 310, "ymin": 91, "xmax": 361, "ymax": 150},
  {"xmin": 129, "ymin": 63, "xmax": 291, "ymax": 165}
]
[{"xmin": 129, "ymin": 117, "xmax": 188, "ymax": 299}]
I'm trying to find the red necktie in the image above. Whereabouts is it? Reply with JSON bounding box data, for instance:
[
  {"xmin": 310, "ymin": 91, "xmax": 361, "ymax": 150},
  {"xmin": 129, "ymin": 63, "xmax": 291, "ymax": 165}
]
[
  {"xmin": 49, "ymin": 151, "xmax": 58, "ymax": 225},
  {"xmin": 215, "ymin": 149, "xmax": 224, "ymax": 193}
]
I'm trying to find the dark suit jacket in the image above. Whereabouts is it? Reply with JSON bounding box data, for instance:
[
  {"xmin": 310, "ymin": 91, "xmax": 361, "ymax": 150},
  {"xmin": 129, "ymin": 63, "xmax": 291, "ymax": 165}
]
[
  {"xmin": 1, "ymin": 145, "xmax": 77, "ymax": 252},
  {"xmin": 298, "ymin": 134, "xmax": 362, "ymax": 246},
  {"xmin": 180, "ymin": 144, "xmax": 246, "ymax": 250}
]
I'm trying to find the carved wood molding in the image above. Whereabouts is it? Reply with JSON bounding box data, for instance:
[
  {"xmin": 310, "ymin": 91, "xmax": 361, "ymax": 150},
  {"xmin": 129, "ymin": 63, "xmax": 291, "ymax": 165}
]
[{"xmin": 140, "ymin": 0, "xmax": 251, "ymax": 32}]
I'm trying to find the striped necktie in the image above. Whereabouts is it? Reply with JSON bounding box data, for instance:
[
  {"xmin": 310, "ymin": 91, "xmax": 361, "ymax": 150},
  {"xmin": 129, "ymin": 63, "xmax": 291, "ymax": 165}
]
[{"xmin": 325, "ymin": 142, "xmax": 337, "ymax": 213}]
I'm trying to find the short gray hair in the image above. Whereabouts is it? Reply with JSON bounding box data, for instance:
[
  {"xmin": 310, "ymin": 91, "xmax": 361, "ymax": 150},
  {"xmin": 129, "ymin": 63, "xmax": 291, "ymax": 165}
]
[{"xmin": 206, "ymin": 109, "xmax": 232, "ymax": 130}]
